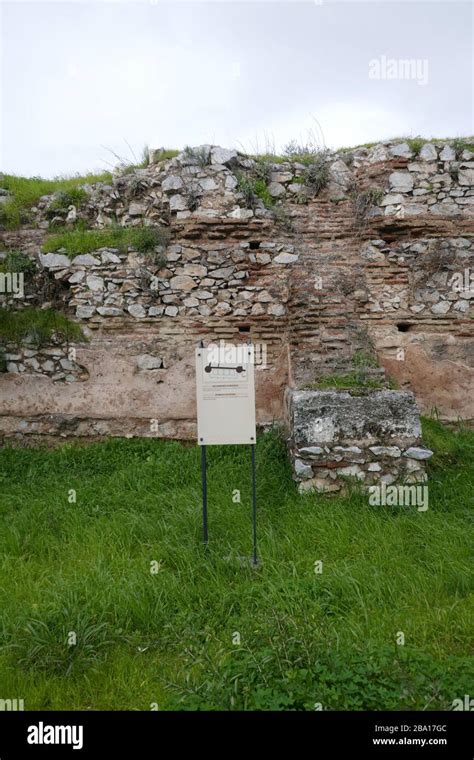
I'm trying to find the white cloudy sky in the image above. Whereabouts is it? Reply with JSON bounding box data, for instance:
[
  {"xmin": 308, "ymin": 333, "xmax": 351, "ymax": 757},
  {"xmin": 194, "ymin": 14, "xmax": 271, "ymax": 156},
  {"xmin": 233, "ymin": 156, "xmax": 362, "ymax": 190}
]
[{"xmin": 1, "ymin": 0, "xmax": 472, "ymax": 177}]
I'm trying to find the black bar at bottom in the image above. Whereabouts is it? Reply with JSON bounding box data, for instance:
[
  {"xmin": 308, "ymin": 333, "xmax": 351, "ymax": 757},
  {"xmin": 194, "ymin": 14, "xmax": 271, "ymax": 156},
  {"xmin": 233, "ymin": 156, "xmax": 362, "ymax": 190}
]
[{"xmin": 0, "ymin": 710, "xmax": 471, "ymax": 758}]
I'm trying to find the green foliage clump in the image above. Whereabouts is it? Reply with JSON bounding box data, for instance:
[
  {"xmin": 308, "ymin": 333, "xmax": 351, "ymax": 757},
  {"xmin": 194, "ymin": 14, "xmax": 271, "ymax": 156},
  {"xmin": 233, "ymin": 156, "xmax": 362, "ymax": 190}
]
[
  {"xmin": 422, "ymin": 416, "xmax": 474, "ymax": 469},
  {"xmin": 254, "ymin": 179, "xmax": 274, "ymax": 207},
  {"xmin": 129, "ymin": 226, "xmax": 170, "ymax": 254},
  {"xmin": 406, "ymin": 137, "xmax": 424, "ymax": 156},
  {"xmin": 248, "ymin": 153, "xmax": 288, "ymax": 165},
  {"xmin": 166, "ymin": 643, "xmax": 472, "ymax": 711},
  {"xmin": 253, "ymin": 158, "xmax": 272, "ymax": 184},
  {"xmin": 283, "ymin": 140, "xmax": 324, "ymax": 166},
  {"xmin": 47, "ymin": 188, "xmax": 88, "ymax": 218},
  {"xmin": 154, "ymin": 149, "xmax": 180, "ymax": 162},
  {"xmin": 352, "ymin": 350, "xmax": 379, "ymax": 369},
  {"xmin": 0, "ymin": 250, "xmax": 35, "ymax": 274},
  {"xmin": 0, "ymin": 173, "xmax": 112, "ymax": 230},
  {"xmin": 13, "ymin": 604, "xmax": 115, "ymax": 677},
  {"xmin": 42, "ymin": 226, "xmax": 170, "ymax": 257},
  {"xmin": 451, "ymin": 138, "xmax": 474, "ymax": 158},
  {"xmin": 183, "ymin": 145, "xmax": 211, "ymax": 167},
  {"xmin": 0, "ymin": 307, "xmax": 85, "ymax": 347},
  {"xmin": 304, "ymin": 152, "xmax": 330, "ymax": 195},
  {"xmin": 306, "ymin": 373, "xmax": 386, "ymax": 391},
  {"xmin": 272, "ymin": 204, "xmax": 293, "ymax": 231},
  {"xmin": 308, "ymin": 349, "xmax": 387, "ymax": 391},
  {"xmin": 365, "ymin": 187, "xmax": 384, "ymax": 205},
  {"xmin": 235, "ymin": 174, "xmax": 255, "ymax": 207},
  {"xmin": 107, "ymin": 144, "xmax": 152, "ymax": 175},
  {"xmin": 138, "ymin": 145, "xmax": 150, "ymax": 168},
  {"xmin": 353, "ymin": 186, "xmax": 384, "ymax": 220},
  {"xmin": 236, "ymin": 170, "xmax": 274, "ymax": 210}
]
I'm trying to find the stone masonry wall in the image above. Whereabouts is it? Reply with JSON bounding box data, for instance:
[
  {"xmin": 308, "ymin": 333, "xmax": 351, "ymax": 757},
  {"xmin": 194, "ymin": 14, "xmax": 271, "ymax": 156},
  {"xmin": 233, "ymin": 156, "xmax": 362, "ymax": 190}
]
[
  {"xmin": 285, "ymin": 388, "xmax": 433, "ymax": 493},
  {"xmin": 0, "ymin": 139, "xmax": 473, "ymax": 442},
  {"xmin": 39, "ymin": 242, "xmax": 290, "ymax": 322},
  {"xmin": 3, "ymin": 342, "xmax": 87, "ymax": 383}
]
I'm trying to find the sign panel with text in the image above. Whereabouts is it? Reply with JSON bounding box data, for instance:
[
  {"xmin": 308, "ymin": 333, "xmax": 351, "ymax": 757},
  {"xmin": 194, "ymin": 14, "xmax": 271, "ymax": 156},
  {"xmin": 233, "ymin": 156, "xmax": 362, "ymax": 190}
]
[{"xmin": 195, "ymin": 344, "xmax": 256, "ymax": 446}]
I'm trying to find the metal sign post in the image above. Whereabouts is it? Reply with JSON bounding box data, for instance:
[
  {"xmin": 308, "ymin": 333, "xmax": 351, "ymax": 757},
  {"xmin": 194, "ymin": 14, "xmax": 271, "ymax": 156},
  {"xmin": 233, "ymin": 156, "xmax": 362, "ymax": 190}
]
[
  {"xmin": 201, "ymin": 444, "xmax": 208, "ymax": 546},
  {"xmin": 251, "ymin": 444, "xmax": 257, "ymax": 566},
  {"xmin": 196, "ymin": 342, "xmax": 258, "ymax": 567}
]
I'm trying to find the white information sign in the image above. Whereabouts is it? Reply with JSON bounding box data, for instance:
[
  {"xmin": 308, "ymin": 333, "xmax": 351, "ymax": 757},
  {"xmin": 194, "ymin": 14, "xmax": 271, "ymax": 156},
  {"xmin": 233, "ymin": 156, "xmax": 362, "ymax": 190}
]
[{"xmin": 195, "ymin": 344, "xmax": 256, "ymax": 445}]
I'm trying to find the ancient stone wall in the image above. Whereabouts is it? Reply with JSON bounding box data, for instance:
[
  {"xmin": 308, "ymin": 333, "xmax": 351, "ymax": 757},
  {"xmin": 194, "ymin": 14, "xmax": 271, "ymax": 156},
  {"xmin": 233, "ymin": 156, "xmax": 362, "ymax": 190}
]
[
  {"xmin": 285, "ymin": 388, "xmax": 433, "ymax": 492},
  {"xmin": 1, "ymin": 140, "xmax": 473, "ymax": 442}
]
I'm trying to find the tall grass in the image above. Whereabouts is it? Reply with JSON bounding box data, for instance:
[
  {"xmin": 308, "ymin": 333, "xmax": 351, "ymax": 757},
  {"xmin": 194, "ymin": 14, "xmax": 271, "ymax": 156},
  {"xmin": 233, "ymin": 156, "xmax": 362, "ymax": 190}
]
[
  {"xmin": 0, "ymin": 173, "xmax": 112, "ymax": 229},
  {"xmin": 42, "ymin": 226, "xmax": 170, "ymax": 256},
  {"xmin": 0, "ymin": 422, "xmax": 472, "ymax": 710},
  {"xmin": 0, "ymin": 307, "xmax": 85, "ymax": 346}
]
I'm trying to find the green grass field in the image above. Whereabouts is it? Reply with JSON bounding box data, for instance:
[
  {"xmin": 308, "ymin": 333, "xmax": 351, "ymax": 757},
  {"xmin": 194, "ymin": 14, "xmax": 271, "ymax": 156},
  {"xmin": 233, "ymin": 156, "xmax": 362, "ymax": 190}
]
[{"xmin": 0, "ymin": 419, "xmax": 472, "ymax": 711}]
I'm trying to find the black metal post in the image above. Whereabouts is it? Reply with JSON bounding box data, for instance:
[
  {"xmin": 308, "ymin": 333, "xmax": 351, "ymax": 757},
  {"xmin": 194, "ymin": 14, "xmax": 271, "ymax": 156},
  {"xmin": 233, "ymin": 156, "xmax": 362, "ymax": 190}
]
[
  {"xmin": 201, "ymin": 444, "xmax": 208, "ymax": 546},
  {"xmin": 251, "ymin": 443, "xmax": 257, "ymax": 566}
]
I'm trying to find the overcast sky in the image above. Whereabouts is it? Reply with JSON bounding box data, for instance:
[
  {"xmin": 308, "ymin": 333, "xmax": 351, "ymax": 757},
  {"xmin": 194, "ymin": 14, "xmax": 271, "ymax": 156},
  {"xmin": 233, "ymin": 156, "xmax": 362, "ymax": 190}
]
[{"xmin": 1, "ymin": 0, "xmax": 472, "ymax": 177}]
